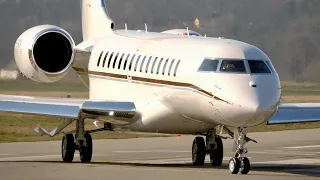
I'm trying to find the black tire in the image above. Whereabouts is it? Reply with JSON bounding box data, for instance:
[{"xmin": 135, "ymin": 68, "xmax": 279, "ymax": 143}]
[
  {"xmin": 229, "ymin": 157, "xmax": 240, "ymax": 174},
  {"xmin": 192, "ymin": 137, "xmax": 206, "ymax": 165},
  {"xmin": 240, "ymin": 157, "xmax": 250, "ymax": 174},
  {"xmin": 209, "ymin": 138, "xmax": 223, "ymax": 166},
  {"xmin": 62, "ymin": 134, "xmax": 75, "ymax": 162},
  {"xmin": 80, "ymin": 133, "xmax": 93, "ymax": 163}
]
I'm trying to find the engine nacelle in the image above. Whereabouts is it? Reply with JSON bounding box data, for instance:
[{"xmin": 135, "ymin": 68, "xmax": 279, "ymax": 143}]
[{"xmin": 14, "ymin": 25, "xmax": 75, "ymax": 83}]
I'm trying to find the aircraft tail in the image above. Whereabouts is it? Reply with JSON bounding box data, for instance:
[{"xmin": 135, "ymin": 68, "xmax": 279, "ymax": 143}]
[{"xmin": 81, "ymin": 0, "xmax": 115, "ymax": 41}]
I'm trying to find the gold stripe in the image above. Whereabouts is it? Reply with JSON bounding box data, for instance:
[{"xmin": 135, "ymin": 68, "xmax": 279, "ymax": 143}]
[
  {"xmin": 88, "ymin": 70, "xmax": 213, "ymax": 96},
  {"xmin": 73, "ymin": 68, "xmax": 229, "ymax": 104}
]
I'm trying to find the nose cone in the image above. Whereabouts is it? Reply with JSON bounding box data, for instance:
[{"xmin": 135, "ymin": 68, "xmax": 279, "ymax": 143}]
[{"xmin": 217, "ymin": 74, "xmax": 281, "ymax": 126}]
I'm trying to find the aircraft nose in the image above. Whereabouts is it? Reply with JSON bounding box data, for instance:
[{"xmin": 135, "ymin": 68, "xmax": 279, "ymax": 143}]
[
  {"xmin": 234, "ymin": 80, "xmax": 280, "ymax": 126},
  {"xmin": 218, "ymin": 75, "xmax": 281, "ymax": 126}
]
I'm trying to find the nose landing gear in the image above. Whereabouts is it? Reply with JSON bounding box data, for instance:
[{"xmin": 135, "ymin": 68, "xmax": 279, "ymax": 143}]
[{"xmin": 229, "ymin": 127, "xmax": 251, "ymax": 174}]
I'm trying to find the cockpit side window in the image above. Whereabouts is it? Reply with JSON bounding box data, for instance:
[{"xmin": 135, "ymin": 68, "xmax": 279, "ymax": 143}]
[
  {"xmin": 265, "ymin": 61, "xmax": 276, "ymax": 73},
  {"xmin": 248, "ymin": 60, "xmax": 271, "ymax": 74},
  {"xmin": 220, "ymin": 60, "xmax": 246, "ymax": 73},
  {"xmin": 198, "ymin": 59, "xmax": 219, "ymax": 72}
]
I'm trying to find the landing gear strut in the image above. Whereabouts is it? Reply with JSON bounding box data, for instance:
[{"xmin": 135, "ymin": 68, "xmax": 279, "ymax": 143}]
[
  {"xmin": 192, "ymin": 129, "xmax": 223, "ymax": 166},
  {"xmin": 61, "ymin": 117, "xmax": 93, "ymax": 163},
  {"xmin": 229, "ymin": 127, "xmax": 250, "ymax": 174}
]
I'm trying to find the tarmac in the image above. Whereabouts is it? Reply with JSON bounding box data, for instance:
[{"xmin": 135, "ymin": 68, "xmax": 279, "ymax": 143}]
[{"xmin": 0, "ymin": 128, "xmax": 320, "ymax": 180}]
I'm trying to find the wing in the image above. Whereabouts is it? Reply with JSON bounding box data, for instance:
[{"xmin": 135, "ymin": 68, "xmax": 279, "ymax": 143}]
[
  {"xmin": 268, "ymin": 103, "xmax": 320, "ymax": 124},
  {"xmin": 0, "ymin": 94, "xmax": 136, "ymax": 136}
]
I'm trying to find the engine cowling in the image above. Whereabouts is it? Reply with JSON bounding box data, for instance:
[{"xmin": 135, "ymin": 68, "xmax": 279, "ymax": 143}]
[{"xmin": 14, "ymin": 25, "xmax": 75, "ymax": 83}]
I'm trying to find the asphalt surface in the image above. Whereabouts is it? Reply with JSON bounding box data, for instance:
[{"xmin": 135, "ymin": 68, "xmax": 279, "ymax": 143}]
[{"xmin": 1, "ymin": 128, "xmax": 320, "ymax": 180}]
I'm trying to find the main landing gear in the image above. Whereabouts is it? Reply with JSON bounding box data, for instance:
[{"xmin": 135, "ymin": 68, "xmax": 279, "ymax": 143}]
[
  {"xmin": 192, "ymin": 129, "xmax": 224, "ymax": 167},
  {"xmin": 61, "ymin": 133, "xmax": 93, "ymax": 162},
  {"xmin": 228, "ymin": 127, "xmax": 250, "ymax": 174},
  {"xmin": 61, "ymin": 117, "xmax": 94, "ymax": 163}
]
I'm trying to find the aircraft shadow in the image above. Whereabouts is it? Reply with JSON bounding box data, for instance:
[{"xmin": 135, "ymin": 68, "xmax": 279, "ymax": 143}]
[{"xmin": 2, "ymin": 160, "xmax": 320, "ymax": 177}]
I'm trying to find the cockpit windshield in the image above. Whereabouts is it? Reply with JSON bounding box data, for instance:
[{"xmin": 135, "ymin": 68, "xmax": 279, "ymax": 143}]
[
  {"xmin": 220, "ymin": 60, "xmax": 246, "ymax": 73},
  {"xmin": 198, "ymin": 58, "xmax": 274, "ymax": 74},
  {"xmin": 248, "ymin": 60, "xmax": 271, "ymax": 74},
  {"xmin": 198, "ymin": 59, "xmax": 219, "ymax": 72}
]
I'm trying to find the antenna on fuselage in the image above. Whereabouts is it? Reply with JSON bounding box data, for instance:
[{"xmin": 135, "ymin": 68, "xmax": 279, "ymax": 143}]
[
  {"xmin": 186, "ymin": 27, "xmax": 190, "ymax": 38},
  {"xmin": 125, "ymin": 23, "xmax": 128, "ymax": 32},
  {"xmin": 145, "ymin": 23, "xmax": 148, "ymax": 34}
]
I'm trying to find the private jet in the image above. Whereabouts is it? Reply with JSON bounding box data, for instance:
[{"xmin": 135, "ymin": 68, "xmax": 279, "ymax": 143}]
[{"xmin": 1, "ymin": 0, "xmax": 320, "ymax": 174}]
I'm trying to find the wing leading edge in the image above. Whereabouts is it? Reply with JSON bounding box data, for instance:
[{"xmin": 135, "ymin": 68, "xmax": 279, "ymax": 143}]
[
  {"xmin": 268, "ymin": 103, "xmax": 320, "ymax": 124},
  {"xmin": 0, "ymin": 94, "xmax": 136, "ymax": 136}
]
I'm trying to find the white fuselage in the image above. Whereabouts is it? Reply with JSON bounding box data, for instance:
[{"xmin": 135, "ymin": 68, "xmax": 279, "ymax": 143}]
[{"xmin": 74, "ymin": 30, "xmax": 281, "ymax": 134}]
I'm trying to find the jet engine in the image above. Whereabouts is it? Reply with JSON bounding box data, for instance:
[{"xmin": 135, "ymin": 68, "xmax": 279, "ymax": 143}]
[{"xmin": 14, "ymin": 25, "xmax": 75, "ymax": 83}]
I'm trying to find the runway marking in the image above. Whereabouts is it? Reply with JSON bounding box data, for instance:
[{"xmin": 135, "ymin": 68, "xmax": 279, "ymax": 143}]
[
  {"xmin": 250, "ymin": 150, "xmax": 316, "ymax": 156},
  {"xmin": 253, "ymin": 158, "xmax": 320, "ymax": 166},
  {"xmin": 94, "ymin": 155, "xmax": 190, "ymax": 163},
  {"xmin": 118, "ymin": 157, "xmax": 232, "ymax": 164},
  {"xmin": 113, "ymin": 150, "xmax": 189, "ymax": 153},
  {"xmin": 96, "ymin": 156, "xmax": 251, "ymax": 164},
  {"xmin": 0, "ymin": 154, "xmax": 79, "ymax": 161},
  {"xmin": 283, "ymin": 145, "xmax": 320, "ymax": 149}
]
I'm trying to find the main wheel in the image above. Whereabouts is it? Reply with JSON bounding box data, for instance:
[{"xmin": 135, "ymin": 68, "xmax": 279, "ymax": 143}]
[
  {"xmin": 79, "ymin": 133, "xmax": 93, "ymax": 162},
  {"xmin": 240, "ymin": 157, "xmax": 250, "ymax": 174},
  {"xmin": 229, "ymin": 157, "xmax": 240, "ymax": 174},
  {"xmin": 192, "ymin": 137, "xmax": 206, "ymax": 165},
  {"xmin": 62, "ymin": 134, "xmax": 75, "ymax": 162},
  {"xmin": 209, "ymin": 137, "xmax": 223, "ymax": 166}
]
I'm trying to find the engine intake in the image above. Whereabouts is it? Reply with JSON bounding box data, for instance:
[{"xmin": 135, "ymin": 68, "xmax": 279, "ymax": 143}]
[{"xmin": 14, "ymin": 25, "xmax": 75, "ymax": 83}]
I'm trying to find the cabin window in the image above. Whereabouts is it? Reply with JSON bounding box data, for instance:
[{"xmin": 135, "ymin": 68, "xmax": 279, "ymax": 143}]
[
  {"xmin": 118, "ymin": 53, "xmax": 125, "ymax": 69},
  {"xmin": 102, "ymin": 51, "xmax": 109, "ymax": 67},
  {"xmin": 145, "ymin": 56, "xmax": 152, "ymax": 73},
  {"xmin": 97, "ymin": 51, "xmax": 103, "ymax": 67},
  {"xmin": 140, "ymin": 56, "xmax": 147, "ymax": 72},
  {"xmin": 174, "ymin": 60, "xmax": 181, "ymax": 77},
  {"xmin": 220, "ymin": 60, "xmax": 246, "ymax": 73},
  {"xmin": 123, "ymin": 54, "xmax": 130, "ymax": 70},
  {"xmin": 128, "ymin": 54, "xmax": 136, "ymax": 71},
  {"xmin": 107, "ymin": 52, "xmax": 114, "ymax": 68},
  {"xmin": 162, "ymin": 58, "xmax": 169, "ymax": 75},
  {"xmin": 156, "ymin": 58, "xmax": 164, "ymax": 74},
  {"xmin": 248, "ymin": 60, "xmax": 271, "ymax": 74},
  {"xmin": 134, "ymin": 55, "xmax": 141, "ymax": 72},
  {"xmin": 113, "ymin": 52, "xmax": 119, "ymax": 69},
  {"xmin": 168, "ymin": 59, "xmax": 175, "ymax": 76},
  {"xmin": 151, "ymin": 57, "xmax": 158, "ymax": 74},
  {"xmin": 198, "ymin": 59, "xmax": 219, "ymax": 72}
]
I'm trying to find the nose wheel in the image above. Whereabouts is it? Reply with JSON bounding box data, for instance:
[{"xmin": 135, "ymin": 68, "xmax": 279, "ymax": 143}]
[{"xmin": 229, "ymin": 157, "xmax": 250, "ymax": 174}]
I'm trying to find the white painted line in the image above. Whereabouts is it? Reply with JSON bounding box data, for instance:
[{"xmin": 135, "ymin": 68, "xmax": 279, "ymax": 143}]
[
  {"xmin": 0, "ymin": 154, "xmax": 79, "ymax": 161},
  {"xmin": 0, "ymin": 154, "xmax": 13, "ymax": 156},
  {"xmin": 118, "ymin": 156, "xmax": 249, "ymax": 164},
  {"xmin": 253, "ymin": 158, "xmax": 320, "ymax": 166},
  {"xmin": 283, "ymin": 145, "xmax": 320, "ymax": 149},
  {"xmin": 250, "ymin": 151, "xmax": 316, "ymax": 156},
  {"xmin": 113, "ymin": 150, "xmax": 189, "ymax": 153}
]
